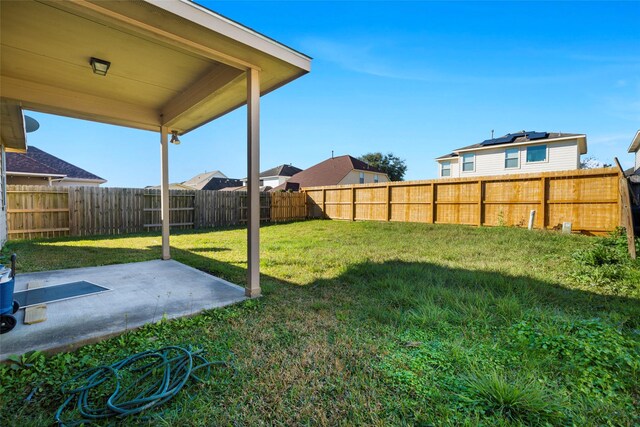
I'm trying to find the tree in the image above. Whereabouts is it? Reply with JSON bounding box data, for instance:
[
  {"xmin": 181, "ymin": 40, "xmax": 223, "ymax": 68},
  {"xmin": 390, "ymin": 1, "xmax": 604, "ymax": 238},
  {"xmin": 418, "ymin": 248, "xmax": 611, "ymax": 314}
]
[
  {"xmin": 580, "ymin": 157, "xmax": 612, "ymax": 169},
  {"xmin": 359, "ymin": 152, "xmax": 407, "ymax": 181}
]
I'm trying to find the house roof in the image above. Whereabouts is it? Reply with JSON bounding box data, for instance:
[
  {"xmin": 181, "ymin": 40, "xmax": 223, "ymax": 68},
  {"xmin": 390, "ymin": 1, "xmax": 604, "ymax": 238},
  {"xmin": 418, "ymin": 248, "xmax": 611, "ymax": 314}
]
[
  {"xmin": 200, "ymin": 177, "xmax": 243, "ymax": 191},
  {"xmin": 241, "ymin": 164, "xmax": 303, "ymax": 181},
  {"xmin": 6, "ymin": 146, "xmax": 105, "ymax": 181},
  {"xmin": 182, "ymin": 170, "xmax": 227, "ymax": 189},
  {"xmin": 260, "ymin": 164, "xmax": 303, "ymax": 178},
  {"xmin": 435, "ymin": 153, "xmax": 459, "ymax": 160},
  {"xmin": 628, "ymin": 130, "xmax": 640, "ymax": 153},
  {"xmin": 271, "ymin": 155, "xmax": 385, "ymax": 190},
  {"xmin": 436, "ymin": 131, "xmax": 587, "ymax": 161}
]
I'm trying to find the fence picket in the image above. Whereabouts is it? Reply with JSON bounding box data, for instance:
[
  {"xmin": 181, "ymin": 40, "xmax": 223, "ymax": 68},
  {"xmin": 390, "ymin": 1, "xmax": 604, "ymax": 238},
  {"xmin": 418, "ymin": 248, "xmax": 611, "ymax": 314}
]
[{"xmin": 6, "ymin": 186, "xmax": 308, "ymax": 239}]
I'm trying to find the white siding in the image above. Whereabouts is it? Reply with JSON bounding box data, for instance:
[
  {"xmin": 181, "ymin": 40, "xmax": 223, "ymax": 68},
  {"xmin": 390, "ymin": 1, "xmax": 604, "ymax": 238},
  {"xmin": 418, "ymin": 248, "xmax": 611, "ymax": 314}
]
[
  {"xmin": 438, "ymin": 159, "xmax": 460, "ymax": 178},
  {"xmin": 262, "ymin": 176, "xmax": 289, "ymax": 188},
  {"xmin": 448, "ymin": 140, "xmax": 580, "ymax": 178},
  {"xmin": 339, "ymin": 170, "xmax": 389, "ymax": 185},
  {"xmin": 635, "ymin": 150, "xmax": 639, "ymax": 171}
]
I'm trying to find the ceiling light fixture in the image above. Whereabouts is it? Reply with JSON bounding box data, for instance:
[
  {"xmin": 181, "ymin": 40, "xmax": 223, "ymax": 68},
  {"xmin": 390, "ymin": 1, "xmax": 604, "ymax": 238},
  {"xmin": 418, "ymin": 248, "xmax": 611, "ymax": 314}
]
[
  {"xmin": 90, "ymin": 57, "xmax": 111, "ymax": 76},
  {"xmin": 170, "ymin": 131, "xmax": 181, "ymax": 145}
]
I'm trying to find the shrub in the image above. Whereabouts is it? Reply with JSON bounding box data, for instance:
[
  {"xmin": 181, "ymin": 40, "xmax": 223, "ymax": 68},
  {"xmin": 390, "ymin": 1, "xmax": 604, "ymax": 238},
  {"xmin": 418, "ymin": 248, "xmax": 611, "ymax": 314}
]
[
  {"xmin": 570, "ymin": 228, "xmax": 640, "ymax": 296},
  {"xmin": 510, "ymin": 318, "xmax": 640, "ymax": 398}
]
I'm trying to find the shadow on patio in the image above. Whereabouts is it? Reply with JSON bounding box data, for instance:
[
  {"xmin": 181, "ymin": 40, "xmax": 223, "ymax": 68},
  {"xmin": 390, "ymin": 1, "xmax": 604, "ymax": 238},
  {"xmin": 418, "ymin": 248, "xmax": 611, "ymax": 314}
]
[{"xmin": 0, "ymin": 238, "xmax": 257, "ymax": 360}]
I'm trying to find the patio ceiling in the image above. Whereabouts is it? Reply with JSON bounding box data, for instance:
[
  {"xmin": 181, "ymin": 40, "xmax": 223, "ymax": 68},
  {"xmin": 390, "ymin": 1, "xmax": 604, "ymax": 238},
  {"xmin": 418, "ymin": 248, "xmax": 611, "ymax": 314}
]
[
  {"xmin": 1, "ymin": 0, "xmax": 311, "ymax": 297},
  {"xmin": 0, "ymin": 0, "xmax": 311, "ymax": 135}
]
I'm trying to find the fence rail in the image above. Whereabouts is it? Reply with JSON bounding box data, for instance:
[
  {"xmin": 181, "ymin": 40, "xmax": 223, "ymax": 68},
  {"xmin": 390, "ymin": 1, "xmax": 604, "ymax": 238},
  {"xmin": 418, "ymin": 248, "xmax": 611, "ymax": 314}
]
[
  {"xmin": 304, "ymin": 168, "xmax": 623, "ymax": 234},
  {"xmin": 7, "ymin": 186, "xmax": 307, "ymax": 239}
]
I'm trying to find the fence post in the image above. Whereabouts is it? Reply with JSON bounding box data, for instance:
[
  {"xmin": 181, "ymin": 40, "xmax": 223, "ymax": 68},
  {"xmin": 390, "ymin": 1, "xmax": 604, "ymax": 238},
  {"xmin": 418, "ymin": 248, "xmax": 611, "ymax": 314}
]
[
  {"xmin": 614, "ymin": 157, "xmax": 636, "ymax": 259},
  {"xmin": 430, "ymin": 183, "xmax": 437, "ymax": 224},
  {"xmin": 351, "ymin": 186, "xmax": 356, "ymax": 221},
  {"xmin": 386, "ymin": 184, "xmax": 391, "ymax": 221},
  {"xmin": 539, "ymin": 177, "xmax": 547, "ymax": 229},
  {"xmin": 477, "ymin": 180, "xmax": 483, "ymax": 226},
  {"xmin": 322, "ymin": 188, "xmax": 326, "ymax": 219}
]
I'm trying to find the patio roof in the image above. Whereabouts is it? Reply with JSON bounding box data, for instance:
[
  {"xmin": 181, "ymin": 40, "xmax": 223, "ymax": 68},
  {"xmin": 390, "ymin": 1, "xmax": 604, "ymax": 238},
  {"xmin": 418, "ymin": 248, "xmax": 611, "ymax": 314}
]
[
  {"xmin": 0, "ymin": 0, "xmax": 312, "ymax": 297},
  {"xmin": 0, "ymin": 0, "xmax": 310, "ymax": 135}
]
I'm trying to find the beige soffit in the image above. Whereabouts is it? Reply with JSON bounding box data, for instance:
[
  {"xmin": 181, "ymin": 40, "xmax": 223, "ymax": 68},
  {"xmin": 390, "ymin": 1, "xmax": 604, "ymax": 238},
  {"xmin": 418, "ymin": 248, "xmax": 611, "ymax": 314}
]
[
  {"xmin": 0, "ymin": 101, "xmax": 28, "ymax": 152},
  {"xmin": 0, "ymin": 0, "xmax": 311, "ymax": 134}
]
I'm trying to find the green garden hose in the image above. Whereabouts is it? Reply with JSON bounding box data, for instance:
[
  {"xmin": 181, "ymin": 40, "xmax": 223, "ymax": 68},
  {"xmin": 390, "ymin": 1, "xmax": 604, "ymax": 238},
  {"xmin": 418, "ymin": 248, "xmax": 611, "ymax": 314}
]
[{"xmin": 54, "ymin": 346, "xmax": 233, "ymax": 426}]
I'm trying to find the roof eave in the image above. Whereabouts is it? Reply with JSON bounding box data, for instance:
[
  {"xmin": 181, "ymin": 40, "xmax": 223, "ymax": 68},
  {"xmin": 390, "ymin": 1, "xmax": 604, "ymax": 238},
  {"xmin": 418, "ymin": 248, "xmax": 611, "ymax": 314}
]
[
  {"xmin": 7, "ymin": 171, "xmax": 66, "ymax": 178},
  {"xmin": 628, "ymin": 130, "xmax": 640, "ymax": 153},
  {"xmin": 60, "ymin": 177, "xmax": 107, "ymax": 184},
  {"xmin": 154, "ymin": 0, "xmax": 312, "ymax": 69}
]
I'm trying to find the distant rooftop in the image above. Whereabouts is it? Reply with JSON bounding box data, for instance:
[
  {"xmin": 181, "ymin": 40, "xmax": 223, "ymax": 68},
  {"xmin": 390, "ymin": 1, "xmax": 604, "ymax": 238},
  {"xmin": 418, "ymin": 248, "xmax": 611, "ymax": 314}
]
[
  {"xmin": 6, "ymin": 146, "xmax": 105, "ymax": 181},
  {"xmin": 271, "ymin": 155, "xmax": 385, "ymax": 190},
  {"xmin": 437, "ymin": 131, "xmax": 586, "ymax": 160},
  {"xmin": 241, "ymin": 164, "xmax": 303, "ymax": 181},
  {"xmin": 182, "ymin": 171, "xmax": 227, "ymax": 190}
]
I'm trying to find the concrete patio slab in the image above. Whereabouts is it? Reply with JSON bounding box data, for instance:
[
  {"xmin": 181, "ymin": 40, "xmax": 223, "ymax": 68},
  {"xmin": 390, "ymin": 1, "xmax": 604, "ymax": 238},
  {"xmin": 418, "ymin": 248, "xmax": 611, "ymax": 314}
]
[{"xmin": 0, "ymin": 260, "xmax": 246, "ymax": 360}]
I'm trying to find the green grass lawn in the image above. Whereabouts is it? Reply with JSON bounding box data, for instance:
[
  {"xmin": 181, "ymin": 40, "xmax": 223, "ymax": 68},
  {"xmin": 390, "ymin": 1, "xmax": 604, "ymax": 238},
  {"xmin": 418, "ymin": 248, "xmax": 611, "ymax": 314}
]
[{"xmin": 1, "ymin": 220, "xmax": 639, "ymax": 426}]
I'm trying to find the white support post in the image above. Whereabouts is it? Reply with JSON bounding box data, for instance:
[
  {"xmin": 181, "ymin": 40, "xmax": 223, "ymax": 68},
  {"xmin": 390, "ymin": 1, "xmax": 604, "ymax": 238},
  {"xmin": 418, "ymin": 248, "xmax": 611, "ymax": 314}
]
[
  {"xmin": 246, "ymin": 68, "xmax": 261, "ymax": 298},
  {"xmin": 160, "ymin": 126, "xmax": 171, "ymax": 260}
]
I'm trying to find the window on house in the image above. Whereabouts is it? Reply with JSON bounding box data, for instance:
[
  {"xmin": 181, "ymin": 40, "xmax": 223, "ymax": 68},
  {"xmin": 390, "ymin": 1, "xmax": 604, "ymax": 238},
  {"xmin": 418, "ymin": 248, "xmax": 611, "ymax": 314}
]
[
  {"xmin": 359, "ymin": 172, "xmax": 365, "ymax": 184},
  {"xmin": 505, "ymin": 148, "xmax": 519, "ymax": 169},
  {"xmin": 374, "ymin": 174, "xmax": 379, "ymax": 183},
  {"xmin": 441, "ymin": 161, "xmax": 451, "ymax": 177},
  {"xmin": 462, "ymin": 154, "xmax": 475, "ymax": 172},
  {"xmin": 526, "ymin": 145, "xmax": 547, "ymax": 163}
]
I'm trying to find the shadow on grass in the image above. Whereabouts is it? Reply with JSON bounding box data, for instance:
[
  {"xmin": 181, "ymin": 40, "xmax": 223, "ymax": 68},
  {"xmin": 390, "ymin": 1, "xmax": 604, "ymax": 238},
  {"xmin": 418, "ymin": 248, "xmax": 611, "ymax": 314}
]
[
  {"xmin": 2, "ymin": 236, "xmax": 639, "ymax": 425},
  {"xmin": 7, "ymin": 233, "xmax": 638, "ymax": 328}
]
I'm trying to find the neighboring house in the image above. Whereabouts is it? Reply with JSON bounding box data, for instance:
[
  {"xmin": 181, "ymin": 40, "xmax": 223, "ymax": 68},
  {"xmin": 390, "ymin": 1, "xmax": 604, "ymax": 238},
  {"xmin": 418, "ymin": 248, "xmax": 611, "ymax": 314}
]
[
  {"xmin": 147, "ymin": 171, "xmax": 242, "ymax": 191},
  {"xmin": 627, "ymin": 130, "xmax": 640, "ymax": 182},
  {"xmin": 6, "ymin": 146, "xmax": 106, "ymax": 186},
  {"xmin": 182, "ymin": 170, "xmax": 227, "ymax": 189},
  {"xmin": 241, "ymin": 164, "xmax": 302, "ymax": 188},
  {"xmin": 435, "ymin": 131, "xmax": 587, "ymax": 179},
  {"xmin": 271, "ymin": 155, "xmax": 389, "ymax": 191}
]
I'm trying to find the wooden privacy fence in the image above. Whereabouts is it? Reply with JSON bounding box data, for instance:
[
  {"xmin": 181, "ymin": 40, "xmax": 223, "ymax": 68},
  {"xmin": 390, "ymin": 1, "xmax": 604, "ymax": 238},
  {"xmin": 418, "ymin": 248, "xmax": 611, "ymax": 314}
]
[
  {"xmin": 304, "ymin": 168, "xmax": 623, "ymax": 235},
  {"xmin": 7, "ymin": 186, "xmax": 307, "ymax": 239}
]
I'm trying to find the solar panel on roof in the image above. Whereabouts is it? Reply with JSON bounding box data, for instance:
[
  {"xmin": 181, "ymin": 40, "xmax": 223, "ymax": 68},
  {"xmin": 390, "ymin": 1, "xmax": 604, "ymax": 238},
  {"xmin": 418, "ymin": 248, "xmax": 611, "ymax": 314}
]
[
  {"xmin": 480, "ymin": 131, "xmax": 549, "ymax": 147},
  {"xmin": 526, "ymin": 132, "xmax": 548, "ymax": 141},
  {"xmin": 481, "ymin": 133, "xmax": 522, "ymax": 146}
]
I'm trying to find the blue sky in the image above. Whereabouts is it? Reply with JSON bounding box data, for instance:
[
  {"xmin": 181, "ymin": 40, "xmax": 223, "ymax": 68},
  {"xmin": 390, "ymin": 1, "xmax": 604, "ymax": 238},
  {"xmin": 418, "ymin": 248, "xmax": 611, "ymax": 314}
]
[{"xmin": 26, "ymin": 1, "xmax": 640, "ymax": 187}]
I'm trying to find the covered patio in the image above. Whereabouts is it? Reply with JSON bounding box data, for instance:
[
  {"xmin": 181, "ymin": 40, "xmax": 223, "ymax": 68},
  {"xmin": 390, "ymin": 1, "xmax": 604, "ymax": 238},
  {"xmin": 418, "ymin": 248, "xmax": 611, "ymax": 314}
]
[
  {"xmin": 1, "ymin": 1, "xmax": 310, "ymax": 291},
  {"xmin": 0, "ymin": 0, "xmax": 310, "ymax": 353}
]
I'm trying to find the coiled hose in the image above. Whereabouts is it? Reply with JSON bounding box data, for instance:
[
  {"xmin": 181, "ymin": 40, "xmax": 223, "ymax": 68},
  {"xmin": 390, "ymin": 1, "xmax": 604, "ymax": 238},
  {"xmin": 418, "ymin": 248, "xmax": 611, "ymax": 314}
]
[{"xmin": 55, "ymin": 346, "xmax": 233, "ymax": 426}]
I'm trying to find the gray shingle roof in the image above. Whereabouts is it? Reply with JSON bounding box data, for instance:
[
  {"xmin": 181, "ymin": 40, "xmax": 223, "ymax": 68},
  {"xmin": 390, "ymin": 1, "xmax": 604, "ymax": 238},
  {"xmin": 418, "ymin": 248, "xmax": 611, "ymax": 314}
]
[{"xmin": 6, "ymin": 146, "xmax": 104, "ymax": 180}]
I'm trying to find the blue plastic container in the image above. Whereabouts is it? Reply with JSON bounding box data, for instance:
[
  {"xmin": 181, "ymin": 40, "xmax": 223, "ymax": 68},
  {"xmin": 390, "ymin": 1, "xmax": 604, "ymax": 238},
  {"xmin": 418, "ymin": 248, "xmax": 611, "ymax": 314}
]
[{"xmin": 0, "ymin": 276, "xmax": 16, "ymax": 315}]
